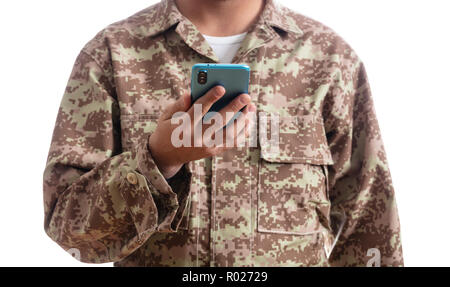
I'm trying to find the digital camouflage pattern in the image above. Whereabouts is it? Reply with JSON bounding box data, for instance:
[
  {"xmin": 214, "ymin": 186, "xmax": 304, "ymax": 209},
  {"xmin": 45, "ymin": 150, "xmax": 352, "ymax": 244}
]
[{"xmin": 43, "ymin": 0, "xmax": 403, "ymax": 266}]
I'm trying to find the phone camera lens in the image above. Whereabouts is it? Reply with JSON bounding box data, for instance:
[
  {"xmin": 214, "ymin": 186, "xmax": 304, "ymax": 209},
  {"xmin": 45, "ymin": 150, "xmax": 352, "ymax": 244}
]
[{"xmin": 198, "ymin": 71, "xmax": 207, "ymax": 84}]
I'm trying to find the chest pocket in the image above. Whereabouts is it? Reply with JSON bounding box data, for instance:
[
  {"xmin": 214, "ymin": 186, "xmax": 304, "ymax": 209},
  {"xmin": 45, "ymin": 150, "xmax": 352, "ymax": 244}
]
[
  {"xmin": 257, "ymin": 114, "xmax": 334, "ymax": 236},
  {"xmin": 120, "ymin": 113, "xmax": 190, "ymax": 231}
]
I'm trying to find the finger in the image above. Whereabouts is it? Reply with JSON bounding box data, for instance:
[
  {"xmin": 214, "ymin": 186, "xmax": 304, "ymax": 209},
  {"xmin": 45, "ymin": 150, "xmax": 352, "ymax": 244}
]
[
  {"xmin": 212, "ymin": 100, "xmax": 254, "ymax": 138},
  {"xmin": 161, "ymin": 92, "xmax": 191, "ymax": 121},
  {"xmin": 201, "ymin": 94, "xmax": 254, "ymax": 135},
  {"xmin": 221, "ymin": 119, "xmax": 249, "ymax": 149},
  {"xmin": 234, "ymin": 111, "xmax": 255, "ymax": 148},
  {"xmin": 217, "ymin": 111, "xmax": 247, "ymax": 148},
  {"xmin": 216, "ymin": 93, "xmax": 251, "ymax": 129},
  {"xmin": 201, "ymin": 112, "xmax": 224, "ymax": 148},
  {"xmin": 235, "ymin": 121, "xmax": 249, "ymax": 147},
  {"xmin": 188, "ymin": 85, "xmax": 225, "ymax": 124}
]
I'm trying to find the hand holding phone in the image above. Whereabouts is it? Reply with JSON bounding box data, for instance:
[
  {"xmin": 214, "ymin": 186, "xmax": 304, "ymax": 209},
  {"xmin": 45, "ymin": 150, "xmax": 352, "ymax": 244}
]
[{"xmin": 148, "ymin": 68, "xmax": 256, "ymax": 178}]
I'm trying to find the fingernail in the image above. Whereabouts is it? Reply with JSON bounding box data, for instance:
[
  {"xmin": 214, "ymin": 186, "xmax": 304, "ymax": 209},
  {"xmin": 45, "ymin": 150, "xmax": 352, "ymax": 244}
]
[
  {"xmin": 216, "ymin": 85, "xmax": 225, "ymax": 95},
  {"xmin": 249, "ymin": 103, "xmax": 256, "ymax": 112},
  {"xmin": 240, "ymin": 94, "xmax": 251, "ymax": 104}
]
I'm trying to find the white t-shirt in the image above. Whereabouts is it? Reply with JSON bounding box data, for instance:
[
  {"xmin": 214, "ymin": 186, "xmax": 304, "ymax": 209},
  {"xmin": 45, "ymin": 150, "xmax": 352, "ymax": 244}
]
[{"xmin": 202, "ymin": 32, "xmax": 248, "ymax": 63}]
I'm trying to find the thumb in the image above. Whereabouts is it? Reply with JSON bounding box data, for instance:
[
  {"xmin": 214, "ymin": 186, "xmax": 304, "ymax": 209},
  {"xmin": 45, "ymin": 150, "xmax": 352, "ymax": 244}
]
[{"xmin": 161, "ymin": 92, "xmax": 191, "ymax": 120}]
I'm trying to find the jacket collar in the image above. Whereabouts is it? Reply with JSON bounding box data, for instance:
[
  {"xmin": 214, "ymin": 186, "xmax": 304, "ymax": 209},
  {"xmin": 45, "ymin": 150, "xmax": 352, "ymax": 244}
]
[
  {"xmin": 144, "ymin": 0, "xmax": 304, "ymax": 62},
  {"xmin": 260, "ymin": 0, "xmax": 304, "ymax": 36},
  {"xmin": 148, "ymin": 0, "xmax": 304, "ymax": 38}
]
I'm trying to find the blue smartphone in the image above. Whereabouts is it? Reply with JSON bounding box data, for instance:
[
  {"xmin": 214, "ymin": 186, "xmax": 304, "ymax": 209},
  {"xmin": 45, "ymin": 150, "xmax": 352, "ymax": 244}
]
[{"xmin": 191, "ymin": 63, "xmax": 250, "ymax": 120}]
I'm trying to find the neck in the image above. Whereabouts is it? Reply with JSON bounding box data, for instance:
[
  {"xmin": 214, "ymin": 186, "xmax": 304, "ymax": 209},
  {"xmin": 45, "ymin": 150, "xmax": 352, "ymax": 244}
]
[{"xmin": 174, "ymin": 0, "xmax": 265, "ymax": 36}]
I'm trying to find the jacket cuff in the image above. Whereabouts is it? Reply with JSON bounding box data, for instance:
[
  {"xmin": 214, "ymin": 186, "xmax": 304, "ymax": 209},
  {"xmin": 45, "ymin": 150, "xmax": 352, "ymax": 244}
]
[{"xmin": 134, "ymin": 139, "xmax": 192, "ymax": 232}]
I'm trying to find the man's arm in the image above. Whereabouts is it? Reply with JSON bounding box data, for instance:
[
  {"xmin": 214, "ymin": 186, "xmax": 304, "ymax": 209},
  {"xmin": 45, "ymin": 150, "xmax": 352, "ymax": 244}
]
[
  {"xmin": 43, "ymin": 49, "xmax": 192, "ymax": 263},
  {"xmin": 43, "ymin": 28, "xmax": 255, "ymax": 263},
  {"xmin": 324, "ymin": 59, "xmax": 403, "ymax": 266}
]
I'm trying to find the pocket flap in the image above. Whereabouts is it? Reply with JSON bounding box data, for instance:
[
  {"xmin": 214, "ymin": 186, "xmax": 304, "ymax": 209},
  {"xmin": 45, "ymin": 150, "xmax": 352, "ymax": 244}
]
[{"xmin": 259, "ymin": 114, "xmax": 333, "ymax": 165}]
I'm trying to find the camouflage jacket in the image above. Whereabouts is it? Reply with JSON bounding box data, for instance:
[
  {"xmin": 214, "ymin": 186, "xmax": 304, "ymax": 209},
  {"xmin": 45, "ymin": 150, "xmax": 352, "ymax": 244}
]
[{"xmin": 43, "ymin": 0, "xmax": 403, "ymax": 266}]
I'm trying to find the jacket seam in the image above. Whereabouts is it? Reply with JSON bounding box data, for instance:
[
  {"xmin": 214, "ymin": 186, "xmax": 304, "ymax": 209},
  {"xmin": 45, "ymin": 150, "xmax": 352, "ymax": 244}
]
[{"xmin": 79, "ymin": 49, "xmax": 116, "ymax": 93}]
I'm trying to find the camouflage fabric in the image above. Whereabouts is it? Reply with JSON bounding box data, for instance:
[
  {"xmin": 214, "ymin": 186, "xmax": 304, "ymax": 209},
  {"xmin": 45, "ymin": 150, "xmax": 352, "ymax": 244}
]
[{"xmin": 43, "ymin": 0, "xmax": 403, "ymax": 266}]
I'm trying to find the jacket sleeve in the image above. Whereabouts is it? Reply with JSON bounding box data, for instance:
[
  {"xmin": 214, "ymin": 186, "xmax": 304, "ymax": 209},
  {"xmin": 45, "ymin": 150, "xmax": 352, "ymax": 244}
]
[
  {"xmin": 323, "ymin": 58, "xmax": 403, "ymax": 266},
  {"xmin": 43, "ymin": 45, "xmax": 192, "ymax": 263}
]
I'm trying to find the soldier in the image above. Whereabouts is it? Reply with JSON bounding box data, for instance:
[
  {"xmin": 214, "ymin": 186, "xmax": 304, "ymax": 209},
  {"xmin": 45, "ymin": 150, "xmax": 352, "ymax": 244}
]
[{"xmin": 43, "ymin": 0, "xmax": 403, "ymax": 266}]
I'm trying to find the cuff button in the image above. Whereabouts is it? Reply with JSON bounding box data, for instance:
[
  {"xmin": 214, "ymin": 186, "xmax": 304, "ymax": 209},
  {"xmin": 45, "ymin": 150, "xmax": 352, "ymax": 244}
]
[{"xmin": 126, "ymin": 172, "xmax": 138, "ymax": 185}]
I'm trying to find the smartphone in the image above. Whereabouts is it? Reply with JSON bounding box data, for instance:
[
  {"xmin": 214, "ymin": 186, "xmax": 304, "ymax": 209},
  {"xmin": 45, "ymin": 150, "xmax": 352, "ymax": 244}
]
[{"xmin": 191, "ymin": 63, "xmax": 250, "ymax": 122}]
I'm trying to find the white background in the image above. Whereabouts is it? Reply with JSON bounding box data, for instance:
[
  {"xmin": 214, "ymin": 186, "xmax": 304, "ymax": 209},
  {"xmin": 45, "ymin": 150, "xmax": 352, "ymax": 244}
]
[{"xmin": 0, "ymin": 0, "xmax": 449, "ymax": 267}]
